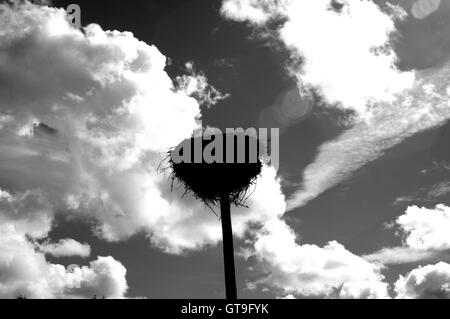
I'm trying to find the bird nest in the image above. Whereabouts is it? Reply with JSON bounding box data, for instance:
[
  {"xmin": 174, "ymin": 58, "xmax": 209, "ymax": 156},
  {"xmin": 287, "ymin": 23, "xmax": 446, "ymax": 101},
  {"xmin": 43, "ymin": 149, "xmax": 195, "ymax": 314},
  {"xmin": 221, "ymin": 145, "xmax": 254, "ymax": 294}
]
[{"xmin": 162, "ymin": 132, "xmax": 263, "ymax": 207}]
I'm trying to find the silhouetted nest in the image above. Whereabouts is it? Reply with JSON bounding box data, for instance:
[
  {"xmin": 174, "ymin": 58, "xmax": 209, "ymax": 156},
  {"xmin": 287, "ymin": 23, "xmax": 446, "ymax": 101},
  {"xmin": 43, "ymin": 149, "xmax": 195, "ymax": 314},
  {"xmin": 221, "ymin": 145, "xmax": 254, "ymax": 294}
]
[{"xmin": 160, "ymin": 132, "xmax": 263, "ymax": 208}]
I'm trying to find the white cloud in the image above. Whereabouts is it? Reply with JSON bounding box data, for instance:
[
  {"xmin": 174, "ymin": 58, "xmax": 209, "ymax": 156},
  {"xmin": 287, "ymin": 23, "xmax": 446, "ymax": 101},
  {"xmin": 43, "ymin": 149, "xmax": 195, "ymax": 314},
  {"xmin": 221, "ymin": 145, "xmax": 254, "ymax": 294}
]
[
  {"xmin": 0, "ymin": 188, "xmax": 53, "ymax": 239},
  {"xmin": 364, "ymin": 204, "xmax": 450, "ymax": 265},
  {"xmin": 396, "ymin": 204, "xmax": 450, "ymax": 250},
  {"xmin": 38, "ymin": 239, "xmax": 91, "ymax": 258},
  {"xmin": 220, "ymin": 0, "xmax": 284, "ymax": 25},
  {"xmin": 0, "ymin": 191, "xmax": 127, "ymax": 299},
  {"xmin": 395, "ymin": 262, "xmax": 450, "ymax": 298},
  {"xmin": 411, "ymin": 0, "xmax": 441, "ymax": 19},
  {"xmin": 0, "ymin": 1, "xmax": 289, "ymax": 262},
  {"xmin": 338, "ymin": 281, "xmax": 391, "ymax": 299},
  {"xmin": 2, "ymin": 1, "xmax": 432, "ymax": 299},
  {"xmin": 258, "ymin": 85, "xmax": 313, "ymax": 133},
  {"xmin": 0, "ymin": 1, "xmax": 236, "ymax": 256},
  {"xmin": 250, "ymin": 218, "xmax": 389, "ymax": 298},
  {"xmin": 222, "ymin": 0, "xmax": 414, "ymax": 118},
  {"xmin": 0, "ymin": 1, "xmax": 231, "ymax": 296}
]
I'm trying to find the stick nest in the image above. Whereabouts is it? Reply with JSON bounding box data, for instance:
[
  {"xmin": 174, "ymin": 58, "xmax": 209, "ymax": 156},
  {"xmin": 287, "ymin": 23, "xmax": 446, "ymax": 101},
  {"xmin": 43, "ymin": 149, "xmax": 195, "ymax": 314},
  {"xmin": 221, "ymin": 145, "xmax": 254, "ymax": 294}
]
[{"xmin": 163, "ymin": 133, "xmax": 263, "ymax": 207}]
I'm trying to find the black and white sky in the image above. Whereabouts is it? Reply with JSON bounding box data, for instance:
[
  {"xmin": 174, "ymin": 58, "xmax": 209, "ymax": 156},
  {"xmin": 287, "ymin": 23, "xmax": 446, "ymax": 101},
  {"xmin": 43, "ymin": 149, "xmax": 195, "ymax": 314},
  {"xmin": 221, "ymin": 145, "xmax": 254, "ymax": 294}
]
[{"xmin": 2, "ymin": 0, "xmax": 450, "ymax": 299}]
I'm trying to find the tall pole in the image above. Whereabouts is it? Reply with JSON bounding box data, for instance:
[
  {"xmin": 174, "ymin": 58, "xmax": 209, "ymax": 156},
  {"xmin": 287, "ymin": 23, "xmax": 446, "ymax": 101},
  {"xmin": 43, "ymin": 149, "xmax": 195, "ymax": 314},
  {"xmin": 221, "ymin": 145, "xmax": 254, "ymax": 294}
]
[{"xmin": 220, "ymin": 193, "xmax": 237, "ymax": 299}]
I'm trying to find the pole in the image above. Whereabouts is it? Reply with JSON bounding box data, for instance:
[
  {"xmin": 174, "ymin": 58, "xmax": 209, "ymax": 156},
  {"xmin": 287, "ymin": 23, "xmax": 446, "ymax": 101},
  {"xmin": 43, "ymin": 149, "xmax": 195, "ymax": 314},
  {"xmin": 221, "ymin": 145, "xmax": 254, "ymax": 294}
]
[{"xmin": 220, "ymin": 193, "xmax": 237, "ymax": 299}]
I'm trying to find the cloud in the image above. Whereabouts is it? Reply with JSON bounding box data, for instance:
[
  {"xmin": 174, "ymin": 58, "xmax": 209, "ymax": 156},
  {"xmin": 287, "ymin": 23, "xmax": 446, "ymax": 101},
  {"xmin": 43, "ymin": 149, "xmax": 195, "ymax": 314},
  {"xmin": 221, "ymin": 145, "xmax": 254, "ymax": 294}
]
[
  {"xmin": 364, "ymin": 204, "xmax": 450, "ymax": 265},
  {"xmin": 395, "ymin": 204, "xmax": 450, "ymax": 250},
  {"xmin": 393, "ymin": 196, "xmax": 417, "ymax": 206},
  {"xmin": 364, "ymin": 246, "xmax": 440, "ymax": 265},
  {"xmin": 286, "ymin": 62, "xmax": 450, "ymax": 210},
  {"xmin": 0, "ymin": 1, "xmax": 244, "ymax": 296},
  {"xmin": 279, "ymin": 294, "xmax": 295, "ymax": 299},
  {"xmin": 394, "ymin": 180, "xmax": 450, "ymax": 206},
  {"xmin": 0, "ymin": 0, "xmax": 247, "ymax": 257},
  {"xmin": 338, "ymin": 280, "xmax": 391, "ymax": 299},
  {"xmin": 0, "ymin": 2, "xmax": 293, "ymax": 287},
  {"xmin": 395, "ymin": 262, "xmax": 450, "ymax": 298},
  {"xmin": 67, "ymin": 256, "xmax": 128, "ymax": 299},
  {"xmin": 0, "ymin": 188, "xmax": 53, "ymax": 239},
  {"xmin": 175, "ymin": 62, "xmax": 230, "ymax": 108},
  {"xmin": 38, "ymin": 239, "xmax": 91, "ymax": 258},
  {"xmin": 0, "ymin": 190, "xmax": 127, "ymax": 299},
  {"xmin": 249, "ymin": 218, "xmax": 389, "ymax": 298},
  {"xmin": 427, "ymin": 182, "xmax": 450, "ymax": 199}
]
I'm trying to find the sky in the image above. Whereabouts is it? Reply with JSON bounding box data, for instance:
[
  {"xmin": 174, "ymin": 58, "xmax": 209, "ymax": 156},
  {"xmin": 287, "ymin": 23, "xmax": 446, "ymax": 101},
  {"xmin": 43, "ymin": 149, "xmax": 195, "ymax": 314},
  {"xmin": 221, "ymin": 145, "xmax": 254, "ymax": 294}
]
[{"xmin": 2, "ymin": 0, "xmax": 450, "ymax": 299}]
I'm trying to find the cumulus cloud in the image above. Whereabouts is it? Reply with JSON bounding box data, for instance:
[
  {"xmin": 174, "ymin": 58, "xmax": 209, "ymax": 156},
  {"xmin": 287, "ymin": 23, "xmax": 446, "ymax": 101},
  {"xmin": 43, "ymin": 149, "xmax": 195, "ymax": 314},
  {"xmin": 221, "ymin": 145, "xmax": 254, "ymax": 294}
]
[
  {"xmin": 0, "ymin": 0, "xmax": 287, "ymax": 268},
  {"xmin": 38, "ymin": 239, "xmax": 91, "ymax": 258},
  {"xmin": 221, "ymin": 0, "xmax": 285, "ymax": 25},
  {"xmin": 249, "ymin": 218, "xmax": 389, "ymax": 298},
  {"xmin": 395, "ymin": 204, "xmax": 450, "ymax": 250},
  {"xmin": 0, "ymin": 190, "xmax": 127, "ymax": 299},
  {"xmin": 365, "ymin": 204, "xmax": 450, "ymax": 265},
  {"xmin": 395, "ymin": 262, "xmax": 450, "ymax": 298},
  {"xmin": 175, "ymin": 62, "xmax": 230, "ymax": 108},
  {"xmin": 364, "ymin": 246, "xmax": 440, "ymax": 265},
  {"xmin": 0, "ymin": 0, "xmax": 237, "ymax": 257},
  {"xmin": 222, "ymin": 0, "xmax": 414, "ymax": 117}
]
